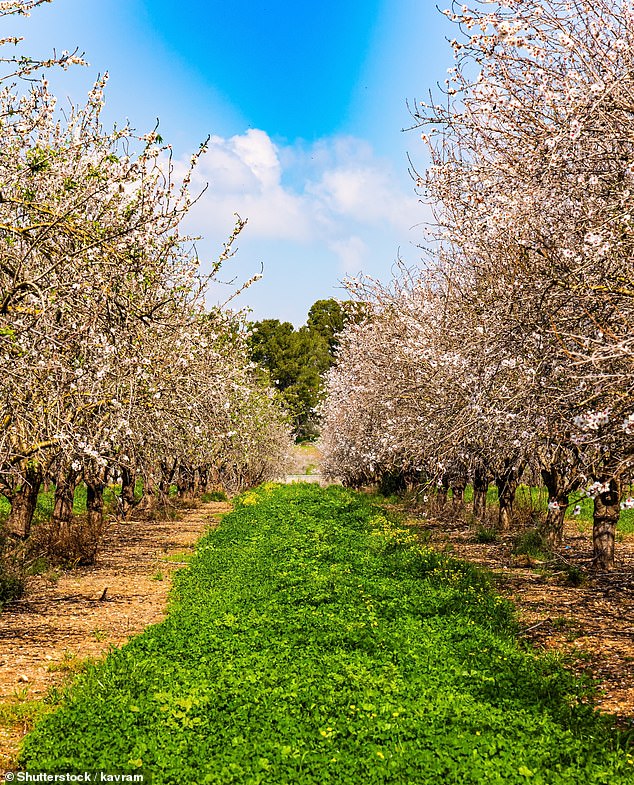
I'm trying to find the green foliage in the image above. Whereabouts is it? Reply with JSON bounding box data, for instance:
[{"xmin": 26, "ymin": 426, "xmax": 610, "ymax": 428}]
[
  {"xmin": 306, "ymin": 299, "xmax": 346, "ymax": 352},
  {"xmin": 474, "ymin": 526, "xmax": 500, "ymax": 544},
  {"xmin": 21, "ymin": 485, "xmax": 631, "ymax": 784},
  {"xmin": 462, "ymin": 485, "xmax": 634, "ymax": 533},
  {"xmin": 0, "ymin": 563, "xmax": 24, "ymax": 606},
  {"xmin": 201, "ymin": 490, "xmax": 228, "ymax": 502},
  {"xmin": 0, "ymin": 523, "xmax": 26, "ymax": 608},
  {"xmin": 561, "ymin": 564, "xmax": 586, "ymax": 587},
  {"xmin": 512, "ymin": 528, "xmax": 549, "ymax": 559},
  {"xmin": 248, "ymin": 299, "xmax": 350, "ymax": 440}
]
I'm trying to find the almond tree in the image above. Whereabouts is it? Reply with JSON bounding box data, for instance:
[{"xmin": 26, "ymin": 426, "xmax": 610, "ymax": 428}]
[
  {"xmin": 0, "ymin": 4, "xmax": 292, "ymax": 553},
  {"xmin": 411, "ymin": 0, "xmax": 634, "ymax": 567}
]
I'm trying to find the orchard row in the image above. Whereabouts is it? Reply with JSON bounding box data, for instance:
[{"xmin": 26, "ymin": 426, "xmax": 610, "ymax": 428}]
[
  {"xmin": 321, "ymin": 0, "xmax": 634, "ymax": 570},
  {"xmin": 0, "ymin": 2, "xmax": 291, "ymax": 549}
]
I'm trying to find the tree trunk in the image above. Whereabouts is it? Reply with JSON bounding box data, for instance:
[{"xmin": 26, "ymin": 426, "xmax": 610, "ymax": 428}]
[
  {"xmin": 52, "ymin": 471, "xmax": 79, "ymax": 545},
  {"xmin": 495, "ymin": 460, "xmax": 524, "ymax": 532},
  {"xmin": 451, "ymin": 481, "xmax": 465, "ymax": 507},
  {"xmin": 593, "ymin": 477, "xmax": 621, "ymax": 571},
  {"xmin": 473, "ymin": 465, "xmax": 489, "ymax": 520},
  {"xmin": 120, "ymin": 467, "xmax": 137, "ymax": 519},
  {"xmin": 436, "ymin": 474, "xmax": 449, "ymax": 510},
  {"xmin": 539, "ymin": 466, "xmax": 568, "ymax": 548},
  {"xmin": 84, "ymin": 475, "xmax": 106, "ymax": 564},
  {"xmin": 5, "ymin": 467, "xmax": 41, "ymax": 539},
  {"xmin": 137, "ymin": 474, "xmax": 158, "ymax": 514},
  {"xmin": 192, "ymin": 468, "xmax": 201, "ymax": 498}
]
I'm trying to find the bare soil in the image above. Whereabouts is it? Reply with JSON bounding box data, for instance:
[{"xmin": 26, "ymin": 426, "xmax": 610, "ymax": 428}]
[
  {"xmin": 407, "ymin": 507, "xmax": 634, "ymax": 728},
  {"xmin": 0, "ymin": 501, "xmax": 230, "ymax": 773}
]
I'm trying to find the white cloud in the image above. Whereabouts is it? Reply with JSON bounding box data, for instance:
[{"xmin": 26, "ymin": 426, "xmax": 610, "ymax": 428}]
[
  {"xmin": 310, "ymin": 164, "xmax": 420, "ymax": 230},
  {"xmin": 180, "ymin": 128, "xmax": 421, "ymax": 246},
  {"xmin": 174, "ymin": 129, "xmax": 428, "ymax": 320},
  {"xmin": 330, "ymin": 236, "xmax": 369, "ymax": 275}
]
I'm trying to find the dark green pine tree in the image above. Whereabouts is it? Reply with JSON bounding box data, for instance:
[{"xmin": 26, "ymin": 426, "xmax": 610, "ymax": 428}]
[{"xmin": 248, "ymin": 299, "xmax": 349, "ymax": 440}]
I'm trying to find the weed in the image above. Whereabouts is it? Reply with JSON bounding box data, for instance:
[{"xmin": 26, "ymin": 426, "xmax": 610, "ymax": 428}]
[
  {"xmin": 151, "ymin": 570, "xmax": 165, "ymax": 581},
  {"xmin": 161, "ymin": 552, "xmax": 192, "ymax": 564},
  {"xmin": 47, "ymin": 651, "xmax": 90, "ymax": 676},
  {"xmin": 0, "ymin": 699, "xmax": 47, "ymax": 729},
  {"xmin": 13, "ymin": 685, "xmax": 30, "ymax": 702},
  {"xmin": 21, "ymin": 485, "xmax": 632, "ymax": 784},
  {"xmin": 43, "ymin": 568, "xmax": 62, "ymax": 585},
  {"xmin": 0, "ymin": 564, "xmax": 25, "ymax": 607},
  {"xmin": 474, "ymin": 525, "xmax": 500, "ymax": 544},
  {"xmin": 201, "ymin": 490, "xmax": 228, "ymax": 502},
  {"xmin": 25, "ymin": 557, "xmax": 49, "ymax": 576},
  {"xmin": 512, "ymin": 528, "xmax": 550, "ymax": 559},
  {"xmin": 561, "ymin": 563, "xmax": 586, "ymax": 587}
]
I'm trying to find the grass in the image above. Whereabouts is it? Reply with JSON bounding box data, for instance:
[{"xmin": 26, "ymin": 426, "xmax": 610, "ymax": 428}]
[
  {"xmin": 201, "ymin": 490, "xmax": 228, "ymax": 502},
  {"xmin": 0, "ymin": 699, "xmax": 50, "ymax": 734},
  {"xmin": 0, "ymin": 479, "xmax": 146, "ymax": 528},
  {"xmin": 474, "ymin": 526, "xmax": 500, "ymax": 544},
  {"xmin": 460, "ymin": 483, "xmax": 634, "ymax": 533},
  {"xmin": 19, "ymin": 483, "xmax": 631, "ymax": 784},
  {"xmin": 46, "ymin": 651, "xmax": 94, "ymax": 676},
  {"xmin": 512, "ymin": 528, "xmax": 549, "ymax": 560}
]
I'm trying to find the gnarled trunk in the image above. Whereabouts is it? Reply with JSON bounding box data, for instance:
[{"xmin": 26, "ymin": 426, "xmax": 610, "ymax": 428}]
[
  {"xmin": 436, "ymin": 473, "xmax": 450, "ymax": 510},
  {"xmin": 120, "ymin": 467, "xmax": 138, "ymax": 519},
  {"xmin": 539, "ymin": 466, "xmax": 568, "ymax": 548},
  {"xmin": 495, "ymin": 460, "xmax": 524, "ymax": 532},
  {"xmin": 52, "ymin": 471, "xmax": 78, "ymax": 541},
  {"xmin": 593, "ymin": 477, "xmax": 621, "ymax": 571},
  {"xmin": 5, "ymin": 466, "xmax": 41, "ymax": 539},
  {"xmin": 473, "ymin": 464, "xmax": 489, "ymax": 520},
  {"xmin": 85, "ymin": 473, "xmax": 106, "ymax": 533},
  {"xmin": 84, "ymin": 473, "xmax": 106, "ymax": 564},
  {"xmin": 451, "ymin": 480, "xmax": 466, "ymax": 507},
  {"xmin": 450, "ymin": 463, "xmax": 467, "ymax": 508},
  {"xmin": 137, "ymin": 474, "xmax": 159, "ymax": 514}
]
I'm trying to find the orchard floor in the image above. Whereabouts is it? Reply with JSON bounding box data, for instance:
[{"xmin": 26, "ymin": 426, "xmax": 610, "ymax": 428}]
[
  {"xmin": 407, "ymin": 508, "xmax": 634, "ymax": 727},
  {"xmin": 1, "ymin": 490, "xmax": 633, "ymax": 772},
  {"xmin": 0, "ymin": 500, "xmax": 230, "ymax": 773}
]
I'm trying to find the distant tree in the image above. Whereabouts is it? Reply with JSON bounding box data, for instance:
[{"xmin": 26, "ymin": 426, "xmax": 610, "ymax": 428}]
[
  {"xmin": 307, "ymin": 299, "xmax": 346, "ymax": 353},
  {"xmin": 248, "ymin": 299, "xmax": 349, "ymax": 440}
]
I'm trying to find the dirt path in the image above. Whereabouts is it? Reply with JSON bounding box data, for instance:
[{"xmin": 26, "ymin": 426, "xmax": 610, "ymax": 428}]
[
  {"xmin": 408, "ymin": 510, "xmax": 634, "ymax": 727},
  {"xmin": 0, "ymin": 501, "xmax": 230, "ymax": 772}
]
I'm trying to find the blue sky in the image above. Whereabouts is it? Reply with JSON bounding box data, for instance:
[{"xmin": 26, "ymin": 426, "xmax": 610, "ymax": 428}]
[{"xmin": 8, "ymin": 0, "xmax": 453, "ymax": 324}]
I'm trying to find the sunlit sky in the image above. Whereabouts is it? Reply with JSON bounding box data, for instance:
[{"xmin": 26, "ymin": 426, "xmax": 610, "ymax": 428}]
[{"xmin": 8, "ymin": 0, "xmax": 453, "ymax": 324}]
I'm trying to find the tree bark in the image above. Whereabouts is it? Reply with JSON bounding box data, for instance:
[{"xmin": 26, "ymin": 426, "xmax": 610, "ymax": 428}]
[
  {"xmin": 5, "ymin": 466, "xmax": 41, "ymax": 539},
  {"xmin": 52, "ymin": 470, "xmax": 80, "ymax": 547},
  {"xmin": 84, "ymin": 474, "xmax": 106, "ymax": 564},
  {"xmin": 473, "ymin": 464, "xmax": 489, "ymax": 520},
  {"xmin": 436, "ymin": 474, "xmax": 450, "ymax": 510},
  {"xmin": 539, "ymin": 466, "xmax": 568, "ymax": 548},
  {"xmin": 495, "ymin": 460, "xmax": 524, "ymax": 532},
  {"xmin": 593, "ymin": 477, "xmax": 621, "ymax": 571},
  {"xmin": 120, "ymin": 467, "xmax": 138, "ymax": 519},
  {"xmin": 452, "ymin": 486, "xmax": 464, "ymax": 505},
  {"xmin": 137, "ymin": 474, "xmax": 158, "ymax": 513},
  {"xmin": 450, "ymin": 463, "xmax": 467, "ymax": 507}
]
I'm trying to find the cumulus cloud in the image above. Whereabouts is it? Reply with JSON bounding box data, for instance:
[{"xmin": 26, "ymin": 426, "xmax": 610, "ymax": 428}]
[
  {"xmin": 179, "ymin": 128, "xmax": 422, "ymax": 256},
  {"xmin": 174, "ymin": 128, "xmax": 428, "ymax": 321}
]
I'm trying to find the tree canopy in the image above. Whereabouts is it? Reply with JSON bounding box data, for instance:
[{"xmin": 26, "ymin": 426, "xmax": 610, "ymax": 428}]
[{"xmin": 248, "ymin": 299, "xmax": 350, "ymax": 440}]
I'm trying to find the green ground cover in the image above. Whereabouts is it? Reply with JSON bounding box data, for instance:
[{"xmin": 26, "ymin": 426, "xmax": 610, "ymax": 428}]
[{"xmin": 20, "ymin": 484, "xmax": 632, "ymax": 784}]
